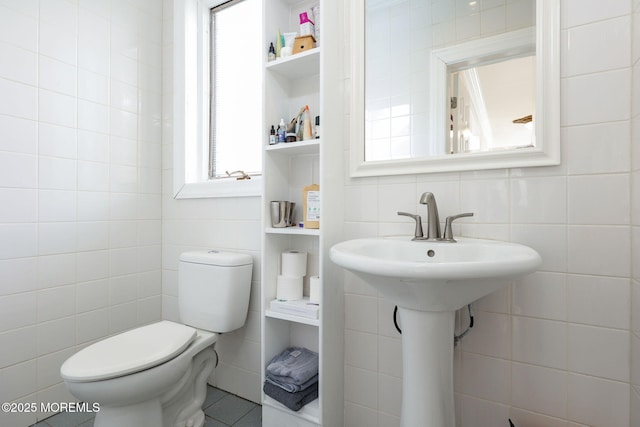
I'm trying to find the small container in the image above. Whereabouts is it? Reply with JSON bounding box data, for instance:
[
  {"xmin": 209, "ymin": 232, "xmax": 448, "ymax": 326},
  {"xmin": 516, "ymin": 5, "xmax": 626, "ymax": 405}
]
[
  {"xmin": 299, "ymin": 11, "xmax": 315, "ymax": 39},
  {"xmin": 285, "ymin": 133, "xmax": 297, "ymax": 143},
  {"xmin": 314, "ymin": 116, "xmax": 320, "ymax": 139},
  {"xmin": 277, "ymin": 118, "xmax": 286, "ymax": 142},
  {"xmin": 270, "ymin": 201, "xmax": 295, "ymax": 228},
  {"xmin": 268, "ymin": 42, "xmax": 276, "ymax": 62},
  {"xmin": 269, "ymin": 125, "xmax": 277, "ymax": 145}
]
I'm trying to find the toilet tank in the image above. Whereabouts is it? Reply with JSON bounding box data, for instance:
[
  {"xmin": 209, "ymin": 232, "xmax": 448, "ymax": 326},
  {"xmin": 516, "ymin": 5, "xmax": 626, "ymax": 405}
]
[{"xmin": 178, "ymin": 250, "xmax": 253, "ymax": 333}]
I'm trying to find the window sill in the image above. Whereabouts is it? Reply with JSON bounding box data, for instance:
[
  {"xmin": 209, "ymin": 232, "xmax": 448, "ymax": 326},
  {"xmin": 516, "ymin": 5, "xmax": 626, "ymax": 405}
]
[{"xmin": 174, "ymin": 176, "xmax": 262, "ymax": 199}]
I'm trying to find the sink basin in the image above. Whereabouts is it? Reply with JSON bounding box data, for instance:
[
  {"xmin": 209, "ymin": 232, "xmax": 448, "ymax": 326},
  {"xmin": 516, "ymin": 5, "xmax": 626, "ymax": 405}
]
[
  {"xmin": 330, "ymin": 236, "xmax": 542, "ymax": 311},
  {"xmin": 330, "ymin": 236, "xmax": 542, "ymax": 427}
]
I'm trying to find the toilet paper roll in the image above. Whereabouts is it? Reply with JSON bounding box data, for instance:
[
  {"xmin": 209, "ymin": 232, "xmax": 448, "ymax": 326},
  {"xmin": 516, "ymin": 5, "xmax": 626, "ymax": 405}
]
[
  {"xmin": 281, "ymin": 251, "xmax": 307, "ymax": 277},
  {"xmin": 276, "ymin": 275, "xmax": 303, "ymax": 301},
  {"xmin": 309, "ymin": 275, "xmax": 321, "ymax": 304}
]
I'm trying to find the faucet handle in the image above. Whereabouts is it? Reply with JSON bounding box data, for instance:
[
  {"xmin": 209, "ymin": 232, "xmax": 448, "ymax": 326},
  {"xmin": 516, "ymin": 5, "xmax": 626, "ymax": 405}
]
[
  {"xmin": 397, "ymin": 212, "xmax": 424, "ymax": 240},
  {"xmin": 443, "ymin": 212, "xmax": 474, "ymax": 242}
]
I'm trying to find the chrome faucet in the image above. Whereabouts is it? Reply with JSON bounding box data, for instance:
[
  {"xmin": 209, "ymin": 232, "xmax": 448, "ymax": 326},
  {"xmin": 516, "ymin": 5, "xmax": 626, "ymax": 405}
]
[
  {"xmin": 398, "ymin": 192, "xmax": 474, "ymax": 242},
  {"xmin": 419, "ymin": 192, "xmax": 441, "ymax": 241}
]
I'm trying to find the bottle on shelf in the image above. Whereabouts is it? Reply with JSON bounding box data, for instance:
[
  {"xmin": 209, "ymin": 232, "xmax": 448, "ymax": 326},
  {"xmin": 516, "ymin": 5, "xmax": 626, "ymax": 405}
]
[
  {"xmin": 269, "ymin": 125, "xmax": 277, "ymax": 145},
  {"xmin": 278, "ymin": 118, "xmax": 286, "ymax": 143},
  {"xmin": 268, "ymin": 42, "xmax": 276, "ymax": 62}
]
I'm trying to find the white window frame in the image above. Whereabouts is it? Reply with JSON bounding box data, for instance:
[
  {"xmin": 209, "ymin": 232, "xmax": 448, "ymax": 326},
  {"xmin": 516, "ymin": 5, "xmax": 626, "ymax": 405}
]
[{"xmin": 173, "ymin": 0, "xmax": 262, "ymax": 198}]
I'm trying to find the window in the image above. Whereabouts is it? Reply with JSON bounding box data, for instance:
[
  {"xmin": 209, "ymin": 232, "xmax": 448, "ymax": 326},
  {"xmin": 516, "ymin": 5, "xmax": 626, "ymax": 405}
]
[
  {"xmin": 209, "ymin": 0, "xmax": 262, "ymax": 179},
  {"xmin": 173, "ymin": 0, "xmax": 262, "ymax": 198}
]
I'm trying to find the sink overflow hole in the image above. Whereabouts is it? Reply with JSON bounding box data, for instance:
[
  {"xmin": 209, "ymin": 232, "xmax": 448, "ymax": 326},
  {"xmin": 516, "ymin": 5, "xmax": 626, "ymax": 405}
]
[{"xmin": 427, "ymin": 250, "xmax": 435, "ymax": 257}]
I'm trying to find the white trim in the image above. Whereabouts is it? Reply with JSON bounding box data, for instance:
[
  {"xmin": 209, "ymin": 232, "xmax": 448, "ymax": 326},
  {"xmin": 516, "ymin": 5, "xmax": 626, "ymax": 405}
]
[
  {"xmin": 175, "ymin": 176, "xmax": 262, "ymax": 199},
  {"xmin": 350, "ymin": 0, "xmax": 560, "ymax": 177},
  {"xmin": 173, "ymin": 0, "xmax": 262, "ymax": 199}
]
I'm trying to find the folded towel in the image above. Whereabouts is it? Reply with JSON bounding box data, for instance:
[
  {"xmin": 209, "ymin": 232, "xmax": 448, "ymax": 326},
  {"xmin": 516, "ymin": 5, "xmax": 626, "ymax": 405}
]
[
  {"xmin": 263, "ymin": 380, "xmax": 318, "ymax": 412},
  {"xmin": 266, "ymin": 347, "xmax": 318, "ymax": 385},
  {"xmin": 265, "ymin": 372, "xmax": 318, "ymax": 393}
]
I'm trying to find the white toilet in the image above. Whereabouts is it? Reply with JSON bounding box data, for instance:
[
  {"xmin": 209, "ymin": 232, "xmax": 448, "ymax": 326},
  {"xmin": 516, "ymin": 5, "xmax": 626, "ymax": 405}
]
[{"xmin": 60, "ymin": 250, "xmax": 253, "ymax": 427}]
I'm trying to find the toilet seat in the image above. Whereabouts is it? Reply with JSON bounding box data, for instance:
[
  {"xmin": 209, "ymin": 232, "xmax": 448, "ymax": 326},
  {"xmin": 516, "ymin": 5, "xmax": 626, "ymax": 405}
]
[{"xmin": 61, "ymin": 321, "xmax": 197, "ymax": 382}]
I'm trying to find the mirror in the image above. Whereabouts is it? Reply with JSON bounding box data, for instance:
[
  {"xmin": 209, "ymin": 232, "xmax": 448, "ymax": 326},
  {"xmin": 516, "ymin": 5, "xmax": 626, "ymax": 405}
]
[{"xmin": 350, "ymin": 0, "xmax": 560, "ymax": 177}]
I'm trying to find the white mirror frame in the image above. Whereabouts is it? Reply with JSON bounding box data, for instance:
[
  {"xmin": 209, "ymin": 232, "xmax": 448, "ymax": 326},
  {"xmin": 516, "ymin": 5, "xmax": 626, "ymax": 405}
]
[{"xmin": 349, "ymin": 0, "xmax": 560, "ymax": 177}]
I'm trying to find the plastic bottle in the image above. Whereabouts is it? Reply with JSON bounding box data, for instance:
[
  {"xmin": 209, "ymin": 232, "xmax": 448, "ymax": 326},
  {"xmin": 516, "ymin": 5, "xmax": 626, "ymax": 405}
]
[
  {"xmin": 303, "ymin": 106, "xmax": 313, "ymax": 140},
  {"xmin": 276, "ymin": 30, "xmax": 282, "ymax": 58},
  {"xmin": 269, "ymin": 125, "xmax": 276, "ymax": 145},
  {"xmin": 278, "ymin": 118, "xmax": 286, "ymax": 142},
  {"xmin": 314, "ymin": 116, "xmax": 320, "ymax": 139}
]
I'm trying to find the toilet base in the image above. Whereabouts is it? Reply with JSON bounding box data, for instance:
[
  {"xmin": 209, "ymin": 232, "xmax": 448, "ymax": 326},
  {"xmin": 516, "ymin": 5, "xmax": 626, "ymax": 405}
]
[{"xmin": 88, "ymin": 346, "xmax": 216, "ymax": 427}]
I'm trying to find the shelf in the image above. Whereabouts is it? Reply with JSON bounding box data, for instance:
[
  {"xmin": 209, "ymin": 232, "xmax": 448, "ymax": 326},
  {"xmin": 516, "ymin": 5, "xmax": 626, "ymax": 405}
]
[
  {"xmin": 266, "ymin": 139, "xmax": 320, "ymax": 155},
  {"xmin": 265, "ymin": 309, "xmax": 320, "ymax": 326},
  {"xmin": 265, "ymin": 227, "xmax": 320, "ymax": 236},
  {"xmin": 266, "ymin": 48, "xmax": 320, "ymax": 79},
  {"xmin": 263, "ymin": 395, "xmax": 321, "ymax": 425}
]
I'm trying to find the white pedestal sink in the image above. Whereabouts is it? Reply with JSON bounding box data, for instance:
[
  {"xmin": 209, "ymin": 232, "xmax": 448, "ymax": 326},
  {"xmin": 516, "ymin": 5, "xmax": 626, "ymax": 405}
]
[{"xmin": 330, "ymin": 236, "xmax": 541, "ymax": 427}]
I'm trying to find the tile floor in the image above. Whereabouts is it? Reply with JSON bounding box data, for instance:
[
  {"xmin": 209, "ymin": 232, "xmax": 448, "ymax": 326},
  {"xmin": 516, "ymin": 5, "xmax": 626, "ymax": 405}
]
[{"xmin": 32, "ymin": 386, "xmax": 262, "ymax": 427}]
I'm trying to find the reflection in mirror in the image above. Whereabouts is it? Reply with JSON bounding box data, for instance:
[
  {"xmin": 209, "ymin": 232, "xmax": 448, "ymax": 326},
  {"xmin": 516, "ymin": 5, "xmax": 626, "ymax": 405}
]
[
  {"xmin": 365, "ymin": 0, "xmax": 535, "ymax": 161},
  {"xmin": 448, "ymin": 54, "xmax": 536, "ymax": 155},
  {"xmin": 351, "ymin": 0, "xmax": 560, "ymax": 177}
]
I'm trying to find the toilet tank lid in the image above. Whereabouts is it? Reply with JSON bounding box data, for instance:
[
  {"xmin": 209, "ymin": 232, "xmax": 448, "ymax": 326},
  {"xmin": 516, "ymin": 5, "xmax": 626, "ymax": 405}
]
[
  {"xmin": 180, "ymin": 250, "xmax": 253, "ymax": 267},
  {"xmin": 60, "ymin": 321, "xmax": 196, "ymax": 382}
]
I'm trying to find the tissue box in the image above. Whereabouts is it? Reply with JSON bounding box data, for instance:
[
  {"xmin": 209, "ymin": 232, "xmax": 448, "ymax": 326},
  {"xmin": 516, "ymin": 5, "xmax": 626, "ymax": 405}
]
[{"xmin": 293, "ymin": 35, "xmax": 316, "ymax": 54}]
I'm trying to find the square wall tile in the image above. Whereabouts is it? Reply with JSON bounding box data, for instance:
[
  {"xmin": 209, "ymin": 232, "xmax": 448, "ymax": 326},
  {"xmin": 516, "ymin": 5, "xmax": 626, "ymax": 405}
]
[
  {"xmin": 39, "ymin": 89, "xmax": 77, "ymax": 128},
  {"xmin": 0, "ymin": 257, "xmax": 37, "ymax": 296},
  {"xmin": 0, "ymin": 326, "xmax": 37, "ymax": 369},
  {"xmin": 568, "ymin": 373, "xmax": 630, "ymax": 427},
  {"xmin": 460, "ymin": 352, "xmax": 510, "ymax": 403},
  {"xmin": 568, "ymin": 174, "xmax": 630, "ymax": 225},
  {"xmin": 459, "ymin": 395, "xmax": 509, "ymax": 427},
  {"xmin": 0, "ymin": 292, "xmax": 36, "ymax": 332},
  {"xmin": 511, "ymin": 363, "xmax": 567, "ymax": 418},
  {"xmin": 563, "ymin": 16, "xmax": 630, "ymax": 77},
  {"xmin": 460, "ymin": 311, "xmax": 511, "ymax": 359},
  {"xmin": 0, "ymin": 79, "xmax": 37, "ymax": 120},
  {"xmin": 565, "ymin": 122, "xmax": 630, "ymax": 175},
  {"xmin": 568, "ymin": 324, "xmax": 629, "ymax": 382},
  {"xmin": 563, "ymin": 0, "xmax": 630, "ymax": 28},
  {"xmin": 0, "ymin": 189, "xmax": 37, "ymax": 223},
  {"xmin": 512, "ymin": 316, "xmax": 566, "ymax": 369},
  {"xmin": 0, "ymin": 152, "xmax": 38, "ymax": 188},
  {"xmin": 562, "ymin": 69, "xmax": 631, "ymax": 126},
  {"xmin": 0, "ymin": 42, "xmax": 37, "ymax": 85},
  {"xmin": 0, "ymin": 5, "xmax": 37, "ymax": 51},
  {"xmin": 511, "ymin": 176, "xmax": 567, "ymax": 224},
  {"xmin": 567, "ymin": 275, "xmax": 630, "ymax": 329},
  {"xmin": 513, "ymin": 272, "xmax": 567, "ymax": 321},
  {"xmin": 568, "ymin": 226, "xmax": 631, "ymax": 277},
  {"xmin": 37, "ymin": 285, "xmax": 76, "ymax": 322}
]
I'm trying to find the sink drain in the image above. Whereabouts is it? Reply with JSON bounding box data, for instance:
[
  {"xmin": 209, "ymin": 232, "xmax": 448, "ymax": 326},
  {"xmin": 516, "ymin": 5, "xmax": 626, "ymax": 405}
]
[{"xmin": 427, "ymin": 249, "xmax": 435, "ymax": 257}]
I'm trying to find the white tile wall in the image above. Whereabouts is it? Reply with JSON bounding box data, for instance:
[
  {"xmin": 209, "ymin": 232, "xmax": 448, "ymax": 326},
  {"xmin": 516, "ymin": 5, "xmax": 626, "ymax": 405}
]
[
  {"xmin": 343, "ymin": 1, "xmax": 640, "ymax": 426},
  {"xmin": 0, "ymin": 1, "xmax": 163, "ymax": 425}
]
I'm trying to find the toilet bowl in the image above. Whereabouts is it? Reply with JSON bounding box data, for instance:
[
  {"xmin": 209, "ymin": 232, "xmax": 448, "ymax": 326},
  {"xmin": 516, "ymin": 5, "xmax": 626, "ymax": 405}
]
[{"xmin": 60, "ymin": 250, "xmax": 253, "ymax": 427}]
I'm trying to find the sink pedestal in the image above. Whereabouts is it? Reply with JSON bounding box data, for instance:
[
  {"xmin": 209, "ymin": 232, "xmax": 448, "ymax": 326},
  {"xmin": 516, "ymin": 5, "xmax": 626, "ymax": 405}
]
[
  {"xmin": 399, "ymin": 307, "xmax": 455, "ymax": 427},
  {"xmin": 330, "ymin": 236, "xmax": 542, "ymax": 426}
]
